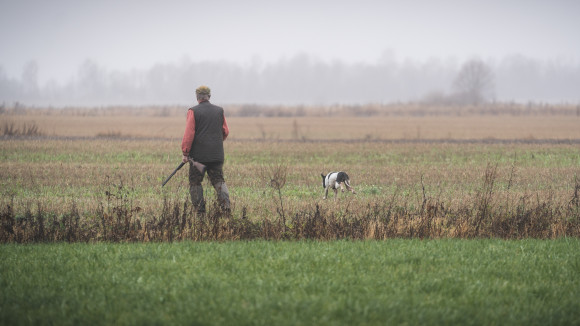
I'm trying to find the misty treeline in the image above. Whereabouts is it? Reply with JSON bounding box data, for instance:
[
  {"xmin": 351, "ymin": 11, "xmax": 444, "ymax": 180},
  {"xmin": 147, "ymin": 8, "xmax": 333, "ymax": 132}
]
[{"xmin": 1, "ymin": 54, "xmax": 579, "ymax": 107}]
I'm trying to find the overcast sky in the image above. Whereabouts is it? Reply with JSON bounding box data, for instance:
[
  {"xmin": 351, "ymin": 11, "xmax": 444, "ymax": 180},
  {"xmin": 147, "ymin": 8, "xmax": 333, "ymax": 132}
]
[{"xmin": 1, "ymin": 0, "xmax": 579, "ymax": 85}]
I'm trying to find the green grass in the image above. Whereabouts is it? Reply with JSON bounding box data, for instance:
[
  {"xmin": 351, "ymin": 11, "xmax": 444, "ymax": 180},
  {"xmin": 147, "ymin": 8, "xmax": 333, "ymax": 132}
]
[{"xmin": 1, "ymin": 239, "xmax": 579, "ymax": 325}]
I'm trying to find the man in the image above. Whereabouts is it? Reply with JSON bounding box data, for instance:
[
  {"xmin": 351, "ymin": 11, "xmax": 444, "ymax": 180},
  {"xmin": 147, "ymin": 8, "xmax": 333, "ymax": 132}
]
[{"xmin": 181, "ymin": 85, "xmax": 230, "ymax": 214}]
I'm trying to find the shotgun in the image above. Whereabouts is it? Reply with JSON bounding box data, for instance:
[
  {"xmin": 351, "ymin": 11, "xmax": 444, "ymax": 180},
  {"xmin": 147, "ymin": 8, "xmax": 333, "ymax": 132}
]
[{"xmin": 162, "ymin": 159, "xmax": 206, "ymax": 187}]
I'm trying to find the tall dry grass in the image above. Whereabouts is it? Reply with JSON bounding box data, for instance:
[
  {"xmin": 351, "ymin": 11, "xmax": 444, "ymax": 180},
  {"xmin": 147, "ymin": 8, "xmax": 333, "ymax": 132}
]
[{"xmin": 1, "ymin": 163, "xmax": 579, "ymax": 243}]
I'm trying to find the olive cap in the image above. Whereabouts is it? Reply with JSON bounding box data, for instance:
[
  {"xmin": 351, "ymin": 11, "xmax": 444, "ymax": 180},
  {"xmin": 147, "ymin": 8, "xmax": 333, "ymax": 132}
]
[{"xmin": 196, "ymin": 85, "xmax": 211, "ymax": 96}]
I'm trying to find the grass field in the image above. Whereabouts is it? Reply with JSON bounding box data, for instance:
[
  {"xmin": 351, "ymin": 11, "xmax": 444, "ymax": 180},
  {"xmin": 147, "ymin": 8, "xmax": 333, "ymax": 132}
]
[
  {"xmin": 1, "ymin": 105, "xmax": 580, "ymax": 240},
  {"xmin": 1, "ymin": 138, "xmax": 579, "ymax": 240},
  {"xmin": 1, "ymin": 239, "xmax": 579, "ymax": 325},
  {"xmin": 1, "ymin": 104, "xmax": 579, "ymax": 324}
]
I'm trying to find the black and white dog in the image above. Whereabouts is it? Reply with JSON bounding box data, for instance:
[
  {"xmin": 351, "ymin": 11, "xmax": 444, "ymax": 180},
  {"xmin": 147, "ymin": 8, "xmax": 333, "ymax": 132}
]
[{"xmin": 321, "ymin": 172, "xmax": 356, "ymax": 200}]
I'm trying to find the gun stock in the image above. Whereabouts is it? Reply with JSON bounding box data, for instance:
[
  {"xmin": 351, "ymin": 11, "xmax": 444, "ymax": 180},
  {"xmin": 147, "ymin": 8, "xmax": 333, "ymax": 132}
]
[
  {"xmin": 162, "ymin": 159, "xmax": 207, "ymax": 187},
  {"xmin": 191, "ymin": 160, "xmax": 207, "ymax": 174}
]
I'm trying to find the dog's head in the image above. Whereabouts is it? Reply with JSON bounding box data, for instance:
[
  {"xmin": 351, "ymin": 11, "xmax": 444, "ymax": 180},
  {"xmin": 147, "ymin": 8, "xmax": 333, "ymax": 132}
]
[{"xmin": 336, "ymin": 171, "xmax": 349, "ymax": 183}]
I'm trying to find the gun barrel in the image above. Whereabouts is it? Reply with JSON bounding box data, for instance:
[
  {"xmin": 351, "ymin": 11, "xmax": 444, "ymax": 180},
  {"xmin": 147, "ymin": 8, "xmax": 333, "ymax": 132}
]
[{"xmin": 162, "ymin": 162, "xmax": 185, "ymax": 187}]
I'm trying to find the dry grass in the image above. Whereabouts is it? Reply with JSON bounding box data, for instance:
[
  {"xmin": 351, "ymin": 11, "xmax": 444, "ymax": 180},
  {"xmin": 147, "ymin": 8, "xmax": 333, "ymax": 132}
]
[
  {"xmin": 2, "ymin": 167, "xmax": 579, "ymax": 242},
  {"xmin": 2, "ymin": 138, "xmax": 579, "ymax": 242},
  {"xmin": 2, "ymin": 103, "xmax": 579, "ymax": 140},
  {"xmin": 1, "ymin": 104, "xmax": 579, "ymax": 242},
  {"xmin": 1, "ymin": 121, "xmax": 43, "ymax": 136},
  {"xmin": 2, "ymin": 114, "xmax": 577, "ymax": 140}
]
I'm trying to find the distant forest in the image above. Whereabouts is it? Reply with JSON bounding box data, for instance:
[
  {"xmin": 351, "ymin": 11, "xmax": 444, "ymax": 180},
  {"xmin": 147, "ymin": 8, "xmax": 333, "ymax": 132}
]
[{"xmin": 1, "ymin": 54, "xmax": 579, "ymax": 107}]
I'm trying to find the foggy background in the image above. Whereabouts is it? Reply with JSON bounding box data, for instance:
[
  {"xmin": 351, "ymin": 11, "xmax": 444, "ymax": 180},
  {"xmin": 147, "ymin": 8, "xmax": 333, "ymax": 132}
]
[{"xmin": 1, "ymin": 0, "xmax": 579, "ymax": 107}]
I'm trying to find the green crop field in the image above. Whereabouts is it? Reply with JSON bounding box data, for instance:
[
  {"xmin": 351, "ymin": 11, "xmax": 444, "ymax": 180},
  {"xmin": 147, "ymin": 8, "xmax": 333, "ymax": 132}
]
[{"xmin": 1, "ymin": 239, "xmax": 579, "ymax": 325}]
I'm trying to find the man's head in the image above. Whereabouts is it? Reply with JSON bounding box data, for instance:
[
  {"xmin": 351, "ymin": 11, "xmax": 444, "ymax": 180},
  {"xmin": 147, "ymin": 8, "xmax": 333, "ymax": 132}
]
[{"xmin": 196, "ymin": 86, "xmax": 211, "ymax": 102}]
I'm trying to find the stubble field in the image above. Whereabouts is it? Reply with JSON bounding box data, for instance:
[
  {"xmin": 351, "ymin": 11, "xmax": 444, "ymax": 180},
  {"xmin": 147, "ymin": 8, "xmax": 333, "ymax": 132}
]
[{"xmin": 1, "ymin": 105, "xmax": 580, "ymax": 241}]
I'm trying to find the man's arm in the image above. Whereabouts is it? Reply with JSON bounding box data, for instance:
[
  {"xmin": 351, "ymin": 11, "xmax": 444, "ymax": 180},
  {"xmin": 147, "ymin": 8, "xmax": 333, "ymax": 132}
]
[
  {"xmin": 181, "ymin": 109, "xmax": 196, "ymax": 162},
  {"xmin": 222, "ymin": 112, "xmax": 229, "ymax": 141}
]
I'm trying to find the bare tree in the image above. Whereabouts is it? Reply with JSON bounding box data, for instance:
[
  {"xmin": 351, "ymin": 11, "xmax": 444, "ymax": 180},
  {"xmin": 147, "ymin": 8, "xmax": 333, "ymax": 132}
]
[{"xmin": 453, "ymin": 59, "xmax": 494, "ymax": 106}]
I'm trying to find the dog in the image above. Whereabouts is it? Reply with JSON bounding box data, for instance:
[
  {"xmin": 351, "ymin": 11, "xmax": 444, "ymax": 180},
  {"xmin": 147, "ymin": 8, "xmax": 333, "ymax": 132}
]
[{"xmin": 321, "ymin": 171, "xmax": 356, "ymax": 200}]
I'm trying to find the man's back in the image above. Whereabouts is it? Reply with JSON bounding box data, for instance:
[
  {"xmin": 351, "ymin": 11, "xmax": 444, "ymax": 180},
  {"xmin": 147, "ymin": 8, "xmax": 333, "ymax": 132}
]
[{"xmin": 190, "ymin": 101, "xmax": 225, "ymax": 163}]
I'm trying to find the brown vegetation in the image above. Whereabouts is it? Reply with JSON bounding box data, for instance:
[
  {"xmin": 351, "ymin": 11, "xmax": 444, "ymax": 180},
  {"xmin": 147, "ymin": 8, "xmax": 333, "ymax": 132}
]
[
  {"xmin": 1, "ymin": 103, "xmax": 579, "ymax": 242},
  {"xmin": 1, "ymin": 121, "xmax": 43, "ymax": 136},
  {"xmin": 1, "ymin": 103, "xmax": 579, "ymax": 140},
  {"xmin": 1, "ymin": 163, "xmax": 579, "ymax": 243}
]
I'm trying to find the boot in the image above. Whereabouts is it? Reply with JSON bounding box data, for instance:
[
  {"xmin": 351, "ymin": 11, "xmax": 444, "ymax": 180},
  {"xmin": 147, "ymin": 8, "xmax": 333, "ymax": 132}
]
[
  {"xmin": 213, "ymin": 182, "xmax": 231, "ymax": 213},
  {"xmin": 189, "ymin": 185, "xmax": 206, "ymax": 214}
]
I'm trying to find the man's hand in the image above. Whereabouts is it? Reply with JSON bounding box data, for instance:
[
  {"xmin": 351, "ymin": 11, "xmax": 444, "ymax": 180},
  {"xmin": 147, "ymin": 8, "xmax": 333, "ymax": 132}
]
[{"xmin": 182, "ymin": 155, "xmax": 190, "ymax": 163}]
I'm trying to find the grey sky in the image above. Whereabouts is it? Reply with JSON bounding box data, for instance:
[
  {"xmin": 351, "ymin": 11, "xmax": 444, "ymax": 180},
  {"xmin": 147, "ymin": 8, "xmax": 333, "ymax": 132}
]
[{"xmin": 1, "ymin": 0, "xmax": 579, "ymax": 84}]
